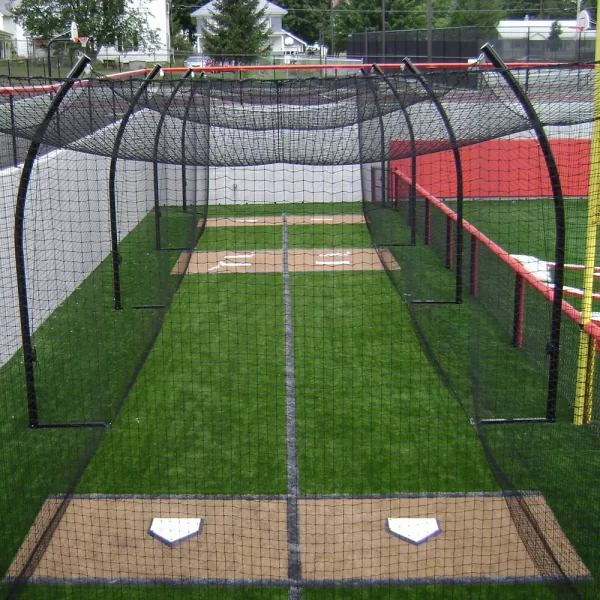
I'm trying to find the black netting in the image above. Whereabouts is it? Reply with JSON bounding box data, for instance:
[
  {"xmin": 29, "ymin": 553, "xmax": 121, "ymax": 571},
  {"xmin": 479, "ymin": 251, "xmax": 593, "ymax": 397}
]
[{"xmin": 0, "ymin": 63, "xmax": 599, "ymax": 600}]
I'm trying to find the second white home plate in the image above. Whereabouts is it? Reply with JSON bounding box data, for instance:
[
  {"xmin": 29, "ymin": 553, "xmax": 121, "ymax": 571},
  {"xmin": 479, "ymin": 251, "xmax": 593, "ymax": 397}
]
[
  {"xmin": 148, "ymin": 518, "xmax": 203, "ymax": 547},
  {"xmin": 386, "ymin": 517, "xmax": 441, "ymax": 545}
]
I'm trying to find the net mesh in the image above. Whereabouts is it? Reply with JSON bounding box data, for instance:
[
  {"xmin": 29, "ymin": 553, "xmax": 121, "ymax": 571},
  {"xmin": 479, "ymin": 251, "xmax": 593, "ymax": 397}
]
[{"xmin": 0, "ymin": 63, "xmax": 598, "ymax": 599}]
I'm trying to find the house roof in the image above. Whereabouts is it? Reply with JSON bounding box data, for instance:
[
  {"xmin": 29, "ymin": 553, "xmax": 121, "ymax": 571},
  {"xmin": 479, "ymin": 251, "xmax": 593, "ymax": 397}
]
[
  {"xmin": 271, "ymin": 28, "xmax": 307, "ymax": 47},
  {"xmin": 191, "ymin": 0, "xmax": 287, "ymax": 18}
]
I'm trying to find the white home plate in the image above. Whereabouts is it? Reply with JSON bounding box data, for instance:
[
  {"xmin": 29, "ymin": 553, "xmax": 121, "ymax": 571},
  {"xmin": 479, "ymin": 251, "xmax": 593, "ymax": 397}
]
[
  {"xmin": 148, "ymin": 518, "xmax": 203, "ymax": 547},
  {"xmin": 386, "ymin": 518, "xmax": 441, "ymax": 545}
]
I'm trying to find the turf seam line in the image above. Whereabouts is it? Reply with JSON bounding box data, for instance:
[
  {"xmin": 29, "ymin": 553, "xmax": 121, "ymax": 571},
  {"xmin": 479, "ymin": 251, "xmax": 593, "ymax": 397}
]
[{"xmin": 282, "ymin": 211, "xmax": 302, "ymax": 596}]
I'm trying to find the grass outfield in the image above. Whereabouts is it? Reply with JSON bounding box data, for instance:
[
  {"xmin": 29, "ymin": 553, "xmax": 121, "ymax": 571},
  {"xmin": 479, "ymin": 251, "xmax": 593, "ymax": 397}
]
[{"xmin": 1, "ymin": 200, "xmax": 594, "ymax": 599}]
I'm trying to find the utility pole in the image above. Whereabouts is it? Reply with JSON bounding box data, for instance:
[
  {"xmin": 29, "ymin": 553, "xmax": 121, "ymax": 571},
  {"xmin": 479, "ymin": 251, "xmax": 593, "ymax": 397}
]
[
  {"xmin": 427, "ymin": 0, "xmax": 433, "ymax": 62},
  {"xmin": 329, "ymin": 0, "xmax": 335, "ymax": 58},
  {"xmin": 382, "ymin": 0, "xmax": 386, "ymax": 62}
]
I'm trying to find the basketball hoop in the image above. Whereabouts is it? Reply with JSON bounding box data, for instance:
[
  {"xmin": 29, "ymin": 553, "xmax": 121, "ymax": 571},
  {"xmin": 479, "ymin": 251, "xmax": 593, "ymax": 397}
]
[{"xmin": 78, "ymin": 36, "xmax": 89, "ymax": 49}]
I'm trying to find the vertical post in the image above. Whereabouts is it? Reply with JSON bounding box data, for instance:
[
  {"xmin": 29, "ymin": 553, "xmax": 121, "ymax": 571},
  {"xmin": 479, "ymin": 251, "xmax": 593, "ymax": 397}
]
[
  {"xmin": 109, "ymin": 64, "xmax": 161, "ymax": 310},
  {"xmin": 427, "ymin": 0, "xmax": 433, "ymax": 62},
  {"xmin": 382, "ymin": 0, "xmax": 386, "ymax": 63},
  {"xmin": 481, "ymin": 43, "xmax": 566, "ymax": 422},
  {"xmin": 153, "ymin": 69, "xmax": 192, "ymax": 250},
  {"xmin": 513, "ymin": 274, "xmax": 526, "ymax": 348},
  {"xmin": 14, "ymin": 56, "xmax": 91, "ymax": 428},
  {"xmin": 470, "ymin": 236, "xmax": 479, "ymax": 296},
  {"xmin": 574, "ymin": 18, "xmax": 600, "ymax": 425},
  {"xmin": 404, "ymin": 57, "xmax": 463, "ymax": 303},
  {"xmin": 446, "ymin": 217, "xmax": 453, "ymax": 269},
  {"xmin": 9, "ymin": 94, "xmax": 18, "ymax": 167},
  {"xmin": 329, "ymin": 0, "xmax": 335, "ymax": 58}
]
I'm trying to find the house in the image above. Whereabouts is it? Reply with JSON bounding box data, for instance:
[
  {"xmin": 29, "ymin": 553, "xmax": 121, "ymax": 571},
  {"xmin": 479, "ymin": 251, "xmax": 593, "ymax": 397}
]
[
  {"xmin": 96, "ymin": 0, "xmax": 170, "ymax": 65},
  {"xmin": 497, "ymin": 18, "xmax": 596, "ymax": 42},
  {"xmin": 191, "ymin": 0, "xmax": 308, "ymax": 57},
  {"xmin": 0, "ymin": 0, "xmax": 28, "ymax": 58}
]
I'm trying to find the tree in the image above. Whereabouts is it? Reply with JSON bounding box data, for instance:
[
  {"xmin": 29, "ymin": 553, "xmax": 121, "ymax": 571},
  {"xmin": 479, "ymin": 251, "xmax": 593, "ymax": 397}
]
[
  {"xmin": 444, "ymin": 0, "xmax": 504, "ymax": 34},
  {"xmin": 171, "ymin": 0, "xmax": 196, "ymax": 45},
  {"xmin": 547, "ymin": 19, "xmax": 562, "ymax": 51},
  {"xmin": 9, "ymin": 0, "xmax": 160, "ymax": 56},
  {"xmin": 201, "ymin": 0, "xmax": 271, "ymax": 65},
  {"xmin": 502, "ymin": 0, "xmax": 576, "ymax": 19},
  {"xmin": 281, "ymin": 0, "xmax": 329, "ymax": 45},
  {"xmin": 333, "ymin": 0, "xmax": 428, "ymax": 53}
]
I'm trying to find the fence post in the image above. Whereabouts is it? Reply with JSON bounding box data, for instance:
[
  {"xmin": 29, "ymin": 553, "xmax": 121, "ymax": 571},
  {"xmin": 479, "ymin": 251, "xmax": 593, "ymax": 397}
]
[
  {"xmin": 9, "ymin": 95, "xmax": 18, "ymax": 167},
  {"xmin": 469, "ymin": 236, "xmax": 479, "ymax": 296},
  {"xmin": 512, "ymin": 274, "xmax": 525, "ymax": 348}
]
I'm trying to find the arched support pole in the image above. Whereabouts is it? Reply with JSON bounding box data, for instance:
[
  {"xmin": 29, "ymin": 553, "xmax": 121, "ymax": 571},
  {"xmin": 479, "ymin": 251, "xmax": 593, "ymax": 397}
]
[
  {"xmin": 403, "ymin": 58, "xmax": 464, "ymax": 304},
  {"xmin": 373, "ymin": 64, "xmax": 418, "ymax": 245},
  {"xmin": 153, "ymin": 68, "xmax": 192, "ymax": 250},
  {"xmin": 109, "ymin": 64, "xmax": 161, "ymax": 310},
  {"xmin": 481, "ymin": 44, "xmax": 565, "ymax": 423},
  {"xmin": 14, "ymin": 56, "xmax": 91, "ymax": 428}
]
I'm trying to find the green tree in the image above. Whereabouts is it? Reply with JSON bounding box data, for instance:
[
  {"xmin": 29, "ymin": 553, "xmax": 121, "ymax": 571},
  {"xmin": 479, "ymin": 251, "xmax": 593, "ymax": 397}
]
[
  {"xmin": 547, "ymin": 19, "xmax": 562, "ymax": 51},
  {"xmin": 281, "ymin": 0, "xmax": 329, "ymax": 45},
  {"xmin": 333, "ymin": 0, "xmax": 428, "ymax": 52},
  {"xmin": 171, "ymin": 0, "xmax": 196, "ymax": 44},
  {"xmin": 444, "ymin": 0, "xmax": 504, "ymax": 32},
  {"xmin": 9, "ymin": 0, "xmax": 159, "ymax": 56},
  {"xmin": 502, "ymin": 0, "xmax": 576, "ymax": 19},
  {"xmin": 201, "ymin": 0, "xmax": 271, "ymax": 65}
]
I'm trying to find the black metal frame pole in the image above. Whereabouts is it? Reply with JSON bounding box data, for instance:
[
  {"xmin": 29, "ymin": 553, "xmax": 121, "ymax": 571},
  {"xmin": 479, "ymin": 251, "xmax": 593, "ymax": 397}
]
[
  {"xmin": 14, "ymin": 55, "xmax": 91, "ymax": 429},
  {"xmin": 360, "ymin": 68, "xmax": 387, "ymax": 206},
  {"xmin": 481, "ymin": 44, "xmax": 565, "ymax": 422},
  {"xmin": 153, "ymin": 69, "xmax": 192, "ymax": 250},
  {"xmin": 109, "ymin": 64, "xmax": 161, "ymax": 310},
  {"xmin": 180, "ymin": 78, "xmax": 199, "ymax": 214},
  {"xmin": 374, "ymin": 65, "xmax": 418, "ymax": 245},
  {"xmin": 403, "ymin": 57, "xmax": 463, "ymax": 303}
]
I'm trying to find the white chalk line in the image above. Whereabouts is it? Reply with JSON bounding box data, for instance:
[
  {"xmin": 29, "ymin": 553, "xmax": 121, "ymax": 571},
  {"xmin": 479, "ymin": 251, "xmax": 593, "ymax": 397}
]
[{"xmin": 315, "ymin": 260, "xmax": 351, "ymax": 266}]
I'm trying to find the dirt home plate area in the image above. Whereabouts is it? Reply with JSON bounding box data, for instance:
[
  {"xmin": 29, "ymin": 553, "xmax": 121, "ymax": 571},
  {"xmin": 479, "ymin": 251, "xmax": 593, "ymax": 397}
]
[
  {"xmin": 204, "ymin": 215, "xmax": 366, "ymax": 227},
  {"xmin": 172, "ymin": 249, "xmax": 397, "ymax": 275},
  {"xmin": 7, "ymin": 495, "xmax": 589, "ymax": 585}
]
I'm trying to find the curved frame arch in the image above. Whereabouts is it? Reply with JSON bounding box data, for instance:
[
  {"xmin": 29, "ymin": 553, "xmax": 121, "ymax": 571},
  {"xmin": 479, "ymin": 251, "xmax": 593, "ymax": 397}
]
[
  {"xmin": 403, "ymin": 58, "xmax": 464, "ymax": 304},
  {"xmin": 152, "ymin": 68, "xmax": 193, "ymax": 250},
  {"xmin": 108, "ymin": 64, "xmax": 161, "ymax": 310},
  {"xmin": 481, "ymin": 44, "xmax": 565, "ymax": 422},
  {"xmin": 14, "ymin": 56, "xmax": 91, "ymax": 428}
]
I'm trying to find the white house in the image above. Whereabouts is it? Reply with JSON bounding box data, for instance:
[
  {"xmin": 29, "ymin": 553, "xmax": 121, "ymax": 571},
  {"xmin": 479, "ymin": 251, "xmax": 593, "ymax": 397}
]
[
  {"xmin": 96, "ymin": 0, "xmax": 171, "ymax": 65},
  {"xmin": 0, "ymin": 0, "xmax": 29, "ymax": 57},
  {"xmin": 191, "ymin": 0, "xmax": 308, "ymax": 58},
  {"xmin": 497, "ymin": 18, "xmax": 596, "ymax": 42}
]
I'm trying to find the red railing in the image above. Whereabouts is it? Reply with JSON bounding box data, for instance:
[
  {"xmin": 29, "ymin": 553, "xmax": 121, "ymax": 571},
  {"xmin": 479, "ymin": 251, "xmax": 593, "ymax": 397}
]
[{"xmin": 392, "ymin": 167, "xmax": 600, "ymax": 348}]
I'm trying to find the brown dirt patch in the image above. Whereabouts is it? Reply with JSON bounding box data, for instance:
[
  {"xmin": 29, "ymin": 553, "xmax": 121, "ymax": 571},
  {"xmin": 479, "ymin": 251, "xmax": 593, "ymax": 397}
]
[
  {"xmin": 204, "ymin": 215, "xmax": 365, "ymax": 227},
  {"xmin": 172, "ymin": 249, "xmax": 386, "ymax": 275},
  {"xmin": 6, "ymin": 495, "xmax": 589, "ymax": 584}
]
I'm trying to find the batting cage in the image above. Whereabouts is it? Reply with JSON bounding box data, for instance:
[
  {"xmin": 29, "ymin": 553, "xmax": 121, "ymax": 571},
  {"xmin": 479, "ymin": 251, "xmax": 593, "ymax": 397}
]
[{"xmin": 0, "ymin": 54, "xmax": 598, "ymax": 600}]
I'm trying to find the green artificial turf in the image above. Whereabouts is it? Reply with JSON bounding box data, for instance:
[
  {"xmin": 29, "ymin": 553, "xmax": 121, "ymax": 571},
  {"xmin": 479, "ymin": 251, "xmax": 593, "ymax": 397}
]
[
  {"xmin": 196, "ymin": 224, "xmax": 371, "ymax": 251},
  {"xmin": 292, "ymin": 271, "xmax": 496, "ymax": 494},
  {"xmin": 2, "ymin": 199, "xmax": 599, "ymax": 600},
  {"xmin": 79, "ymin": 274, "xmax": 287, "ymax": 495}
]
